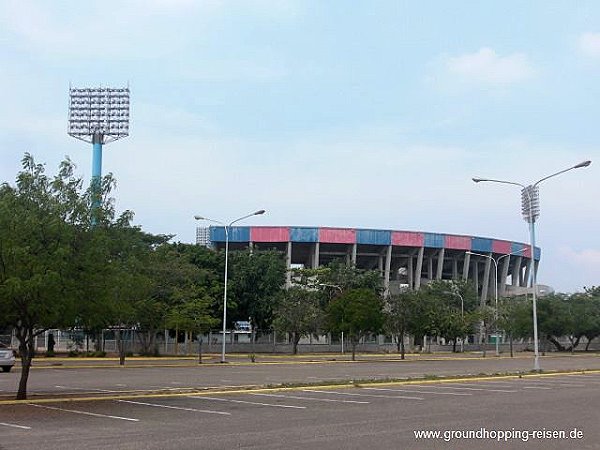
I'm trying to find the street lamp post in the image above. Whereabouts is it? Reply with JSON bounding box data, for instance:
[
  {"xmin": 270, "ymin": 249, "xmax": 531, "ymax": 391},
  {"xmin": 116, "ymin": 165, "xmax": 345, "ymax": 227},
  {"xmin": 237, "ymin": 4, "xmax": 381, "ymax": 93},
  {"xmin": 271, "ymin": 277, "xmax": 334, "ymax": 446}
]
[
  {"xmin": 194, "ymin": 210, "xmax": 266, "ymax": 363},
  {"xmin": 467, "ymin": 249, "xmax": 526, "ymax": 356},
  {"xmin": 448, "ymin": 285, "xmax": 465, "ymax": 352},
  {"xmin": 473, "ymin": 160, "xmax": 591, "ymax": 371}
]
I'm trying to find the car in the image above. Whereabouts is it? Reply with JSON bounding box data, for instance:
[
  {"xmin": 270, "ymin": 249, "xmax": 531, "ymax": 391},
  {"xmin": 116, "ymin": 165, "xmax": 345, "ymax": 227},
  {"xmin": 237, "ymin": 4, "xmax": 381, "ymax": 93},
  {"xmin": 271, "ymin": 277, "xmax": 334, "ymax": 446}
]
[{"xmin": 0, "ymin": 343, "xmax": 16, "ymax": 373}]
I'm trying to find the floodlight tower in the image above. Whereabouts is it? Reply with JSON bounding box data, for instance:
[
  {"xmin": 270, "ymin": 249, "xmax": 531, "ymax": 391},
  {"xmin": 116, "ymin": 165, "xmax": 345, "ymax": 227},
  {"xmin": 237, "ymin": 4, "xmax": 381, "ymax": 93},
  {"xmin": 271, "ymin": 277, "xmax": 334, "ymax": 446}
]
[{"xmin": 68, "ymin": 86, "xmax": 130, "ymax": 212}]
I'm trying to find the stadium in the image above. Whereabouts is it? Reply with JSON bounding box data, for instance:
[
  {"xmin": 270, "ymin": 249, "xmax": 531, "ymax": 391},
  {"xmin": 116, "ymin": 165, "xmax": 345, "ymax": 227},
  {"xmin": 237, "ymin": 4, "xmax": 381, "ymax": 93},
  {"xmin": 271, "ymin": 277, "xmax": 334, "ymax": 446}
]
[{"xmin": 197, "ymin": 225, "xmax": 546, "ymax": 301}]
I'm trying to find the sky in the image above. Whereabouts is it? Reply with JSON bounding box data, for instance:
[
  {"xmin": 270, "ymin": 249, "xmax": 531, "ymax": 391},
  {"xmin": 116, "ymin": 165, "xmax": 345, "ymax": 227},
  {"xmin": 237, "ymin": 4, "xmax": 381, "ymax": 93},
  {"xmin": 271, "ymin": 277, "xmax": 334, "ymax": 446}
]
[{"xmin": 1, "ymin": 1, "xmax": 599, "ymax": 292}]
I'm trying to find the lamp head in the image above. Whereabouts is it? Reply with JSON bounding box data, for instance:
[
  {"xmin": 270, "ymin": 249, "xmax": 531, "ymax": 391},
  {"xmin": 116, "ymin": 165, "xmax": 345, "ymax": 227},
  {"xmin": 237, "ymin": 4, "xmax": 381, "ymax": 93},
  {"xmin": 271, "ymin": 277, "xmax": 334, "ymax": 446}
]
[
  {"xmin": 472, "ymin": 178, "xmax": 484, "ymax": 183},
  {"xmin": 254, "ymin": 209, "xmax": 266, "ymax": 215},
  {"xmin": 194, "ymin": 215, "xmax": 205, "ymax": 220},
  {"xmin": 574, "ymin": 160, "xmax": 592, "ymax": 169}
]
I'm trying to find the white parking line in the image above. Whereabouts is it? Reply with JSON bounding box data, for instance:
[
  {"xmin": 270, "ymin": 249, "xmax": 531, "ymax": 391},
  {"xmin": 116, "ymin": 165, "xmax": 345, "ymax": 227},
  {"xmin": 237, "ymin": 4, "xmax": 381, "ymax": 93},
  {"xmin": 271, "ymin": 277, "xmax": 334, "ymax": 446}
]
[
  {"xmin": 363, "ymin": 387, "xmax": 472, "ymax": 396},
  {"xmin": 188, "ymin": 396, "xmax": 306, "ymax": 409},
  {"xmin": 563, "ymin": 377, "xmax": 600, "ymax": 384},
  {"xmin": 304, "ymin": 389, "xmax": 424, "ymax": 401},
  {"xmin": 455, "ymin": 381, "xmax": 517, "ymax": 387},
  {"xmin": 529, "ymin": 382, "xmax": 586, "ymax": 387},
  {"xmin": 522, "ymin": 386, "xmax": 552, "ymax": 390},
  {"xmin": 0, "ymin": 422, "xmax": 31, "ymax": 430},
  {"xmin": 118, "ymin": 400, "xmax": 230, "ymax": 415},
  {"xmin": 431, "ymin": 385, "xmax": 517, "ymax": 393},
  {"xmin": 251, "ymin": 393, "xmax": 369, "ymax": 404},
  {"xmin": 29, "ymin": 404, "xmax": 139, "ymax": 421}
]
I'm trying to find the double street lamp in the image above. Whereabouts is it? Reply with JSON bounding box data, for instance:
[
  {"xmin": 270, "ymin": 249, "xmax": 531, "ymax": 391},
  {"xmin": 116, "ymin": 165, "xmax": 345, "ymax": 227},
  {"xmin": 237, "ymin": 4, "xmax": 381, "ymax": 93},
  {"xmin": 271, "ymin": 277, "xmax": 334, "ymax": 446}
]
[
  {"xmin": 194, "ymin": 210, "xmax": 266, "ymax": 363},
  {"xmin": 466, "ymin": 248, "xmax": 526, "ymax": 356},
  {"xmin": 473, "ymin": 160, "xmax": 591, "ymax": 370}
]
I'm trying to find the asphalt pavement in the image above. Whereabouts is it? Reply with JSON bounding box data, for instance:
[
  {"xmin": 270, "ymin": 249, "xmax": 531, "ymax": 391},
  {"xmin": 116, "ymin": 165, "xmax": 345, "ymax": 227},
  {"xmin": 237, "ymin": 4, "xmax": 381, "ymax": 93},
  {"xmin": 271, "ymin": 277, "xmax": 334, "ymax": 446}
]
[{"xmin": 1, "ymin": 370, "xmax": 599, "ymax": 449}]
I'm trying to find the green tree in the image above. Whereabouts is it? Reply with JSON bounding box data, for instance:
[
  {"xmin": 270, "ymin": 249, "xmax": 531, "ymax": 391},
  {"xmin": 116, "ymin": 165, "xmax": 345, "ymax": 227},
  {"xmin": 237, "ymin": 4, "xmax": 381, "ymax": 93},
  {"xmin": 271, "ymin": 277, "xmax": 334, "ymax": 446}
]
[
  {"xmin": 384, "ymin": 290, "xmax": 420, "ymax": 359},
  {"xmin": 537, "ymin": 294, "xmax": 573, "ymax": 352},
  {"xmin": 326, "ymin": 288, "xmax": 384, "ymax": 361},
  {"xmin": 414, "ymin": 281, "xmax": 478, "ymax": 352},
  {"xmin": 0, "ymin": 154, "xmax": 117, "ymax": 399},
  {"xmin": 102, "ymin": 223, "xmax": 160, "ymax": 365},
  {"xmin": 166, "ymin": 296, "xmax": 219, "ymax": 363},
  {"xmin": 579, "ymin": 287, "xmax": 600, "ymax": 351},
  {"xmin": 314, "ymin": 261, "xmax": 383, "ymax": 303},
  {"xmin": 497, "ymin": 296, "xmax": 527, "ymax": 357},
  {"xmin": 133, "ymin": 243, "xmax": 214, "ymax": 356},
  {"xmin": 537, "ymin": 292, "xmax": 600, "ymax": 353},
  {"xmin": 501, "ymin": 291, "xmax": 600, "ymax": 354},
  {"xmin": 228, "ymin": 250, "xmax": 287, "ymax": 331},
  {"xmin": 273, "ymin": 286, "xmax": 322, "ymax": 355}
]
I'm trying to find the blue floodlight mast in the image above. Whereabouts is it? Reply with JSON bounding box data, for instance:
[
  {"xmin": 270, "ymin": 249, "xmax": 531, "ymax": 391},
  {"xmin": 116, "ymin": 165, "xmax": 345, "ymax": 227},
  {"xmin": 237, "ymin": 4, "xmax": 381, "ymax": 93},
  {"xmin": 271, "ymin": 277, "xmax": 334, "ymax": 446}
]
[{"xmin": 68, "ymin": 86, "xmax": 130, "ymax": 214}]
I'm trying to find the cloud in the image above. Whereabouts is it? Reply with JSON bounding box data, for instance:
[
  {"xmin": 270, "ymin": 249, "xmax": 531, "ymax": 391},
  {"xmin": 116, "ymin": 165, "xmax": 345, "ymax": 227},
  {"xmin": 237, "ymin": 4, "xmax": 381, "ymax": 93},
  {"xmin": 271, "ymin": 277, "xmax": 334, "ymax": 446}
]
[
  {"xmin": 444, "ymin": 47, "xmax": 535, "ymax": 85},
  {"xmin": 579, "ymin": 32, "xmax": 600, "ymax": 58},
  {"xmin": 0, "ymin": 0, "xmax": 299, "ymax": 61},
  {"xmin": 559, "ymin": 246, "xmax": 600, "ymax": 267},
  {"xmin": 551, "ymin": 246, "xmax": 600, "ymax": 291}
]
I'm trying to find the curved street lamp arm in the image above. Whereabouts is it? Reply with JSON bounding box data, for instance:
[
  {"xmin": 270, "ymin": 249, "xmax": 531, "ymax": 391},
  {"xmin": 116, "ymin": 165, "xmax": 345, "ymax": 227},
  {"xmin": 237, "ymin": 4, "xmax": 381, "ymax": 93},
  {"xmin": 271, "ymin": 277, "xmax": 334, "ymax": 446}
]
[
  {"xmin": 229, "ymin": 210, "xmax": 266, "ymax": 227},
  {"xmin": 533, "ymin": 160, "xmax": 592, "ymax": 187},
  {"xmin": 472, "ymin": 178, "xmax": 525, "ymax": 188},
  {"xmin": 195, "ymin": 209, "xmax": 265, "ymax": 227},
  {"xmin": 194, "ymin": 216, "xmax": 225, "ymax": 226}
]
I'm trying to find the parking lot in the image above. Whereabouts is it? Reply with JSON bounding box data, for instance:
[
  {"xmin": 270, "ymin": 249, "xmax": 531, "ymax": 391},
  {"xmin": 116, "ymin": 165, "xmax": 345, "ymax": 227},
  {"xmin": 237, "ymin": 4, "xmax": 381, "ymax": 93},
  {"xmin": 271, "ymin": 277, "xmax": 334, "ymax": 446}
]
[{"xmin": 1, "ymin": 371, "xmax": 599, "ymax": 449}]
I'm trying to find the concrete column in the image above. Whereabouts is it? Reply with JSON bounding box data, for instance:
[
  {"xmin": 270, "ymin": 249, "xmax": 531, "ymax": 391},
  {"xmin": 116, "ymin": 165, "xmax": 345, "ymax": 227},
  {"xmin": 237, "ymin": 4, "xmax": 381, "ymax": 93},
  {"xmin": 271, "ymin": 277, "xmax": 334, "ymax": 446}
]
[
  {"xmin": 427, "ymin": 257, "xmax": 433, "ymax": 280},
  {"xmin": 462, "ymin": 251, "xmax": 471, "ymax": 280},
  {"xmin": 383, "ymin": 245, "xmax": 392, "ymax": 297},
  {"xmin": 351, "ymin": 243, "xmax": 357, "ymax": 266},
  {"xmin": 472, "ymin": 261, "xmax": 479, "ymax": 292},
  {"xmin": 511, "ymin": 256, "xmax": 522, "ymax": 286},
  {"xmin": 499, "ymin": 255, "xmax": 510, "ymax": 296},
  {"xmin": 248, "ymin": 241, "xmax": 254, "ymax": 253},
  {"xmin": 312, "ymin": 242, "xmax": 320, "ymax": 269},
  {"xmin": 378, "ymin": 252, "xmax": 384, "ymax": 273},
  {"xmin": 285, "ymin": 241, "xmax": 292, "ymax": 288},
  {"xmin": 452, "ymin": 258, "xmax": 458, "ymax": 280},
  {"xmin": 524, "ymin": 260, "xmax": 531, "ymax": 288},
  {"xmin": 436, "ymin": 248, "xmax": 445, "ymax": 280},
  {"xmin": 414, "ymin": 247, "xmax": 424, "ymax": 290},
  {"xmin": 345, "ymin": 245, "xmax": 352, "ymax": 266},
  {"xmin": 408, "ymin": 256, "xmax": 414, "ymax": 290},
  {"xmin": 481, "ymin": 255, "xmax": 492, "ymax": 303}
]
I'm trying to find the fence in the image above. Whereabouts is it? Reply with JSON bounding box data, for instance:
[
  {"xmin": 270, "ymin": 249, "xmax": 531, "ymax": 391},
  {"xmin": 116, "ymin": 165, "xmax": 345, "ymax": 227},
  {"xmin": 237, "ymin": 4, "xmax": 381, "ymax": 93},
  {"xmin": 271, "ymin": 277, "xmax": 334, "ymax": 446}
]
[{"xmin": 20, "ymin": 329, "xmax": 600, "ymax": 356}]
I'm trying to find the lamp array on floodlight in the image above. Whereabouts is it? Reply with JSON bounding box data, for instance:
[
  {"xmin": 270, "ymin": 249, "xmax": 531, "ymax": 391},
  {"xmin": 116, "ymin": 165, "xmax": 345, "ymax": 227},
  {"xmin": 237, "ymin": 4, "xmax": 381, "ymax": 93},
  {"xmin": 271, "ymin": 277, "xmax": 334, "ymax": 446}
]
[
  {"xmin": 68, "ymin": 86, "xmax": 130, "ymax": 217},
  {"xmin": 68, "ymin": 87, "xmax": 130, "ymax": 144}
]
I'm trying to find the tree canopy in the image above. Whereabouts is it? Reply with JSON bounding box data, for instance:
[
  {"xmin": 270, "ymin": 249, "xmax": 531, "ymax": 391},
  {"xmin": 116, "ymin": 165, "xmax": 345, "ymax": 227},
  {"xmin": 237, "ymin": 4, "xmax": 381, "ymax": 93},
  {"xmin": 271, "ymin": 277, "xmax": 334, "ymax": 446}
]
[{"xmin": 326, "ymin": 288, "xmax": 385, "ymax": 360}]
